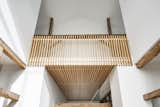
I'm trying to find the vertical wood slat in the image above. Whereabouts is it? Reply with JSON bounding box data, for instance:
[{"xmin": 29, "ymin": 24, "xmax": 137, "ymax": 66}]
[
  {"xmin": 46, "ymin": 65, "xmax": 113, "ymax": 100},
  {"xmin": 28, "ymin": 34, "xmax": 132, "ymax": 66},
  {"xmin": 0, "ymin": 39, "xmax": 26, "ymax": 69}
]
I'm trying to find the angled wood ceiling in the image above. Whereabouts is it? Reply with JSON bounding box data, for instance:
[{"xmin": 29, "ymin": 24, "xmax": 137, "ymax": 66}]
[
  {"xmin": 46, "ymin": 65, "xmax": 113, "ymax": 100},
  {"xmin": 28, "ymin": 34, "xmax": 132, "ymax": 101}
]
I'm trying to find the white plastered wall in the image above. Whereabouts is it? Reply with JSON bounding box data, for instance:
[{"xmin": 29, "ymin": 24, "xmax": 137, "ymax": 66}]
[
  {"xmin": 0, "ymin": 65, "xmax": 65, "ymax": 107},
  {"xmin": 111, "ymin": 0, "xmax": 160, "ymax": 107},
  {"xmin": 35, "ymin": 0, "xmax": 125, "ymax": 35},
  {"xmin": 0, "ymin": 0, "xmax": 42, "ymax": 62},
  {"xmin": 118, "ymin": 0, "xmax": 160, "ymax": 63},
  {"xmin": 110, "ymin": 58, "xmax": 160, "ymax": 107},
  {"xmin": 39, "ymin": 71, "xmax": 66, "ymax": 107}
]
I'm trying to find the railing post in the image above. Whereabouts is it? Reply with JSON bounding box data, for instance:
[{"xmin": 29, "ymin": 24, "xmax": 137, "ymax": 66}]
[
  {"xmin": 48, "ymin": 17, "xmax": 54, "ymax": 35},
  {"xmin": 107, "ymin": 17, "xmax": 112, "ymax": 35}
]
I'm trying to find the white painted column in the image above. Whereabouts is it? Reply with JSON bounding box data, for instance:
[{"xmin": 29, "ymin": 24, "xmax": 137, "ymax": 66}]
[
  {"xmin": 109, "ymin": 68, "xmax": 123, "ymax": 107},
  {"xmin": 110, "ymin": 66, "xmax": 153, "ymax": 107},
  {"xmin": 19, "ymin": 67, "xmax": 45, "ymax": 107}
]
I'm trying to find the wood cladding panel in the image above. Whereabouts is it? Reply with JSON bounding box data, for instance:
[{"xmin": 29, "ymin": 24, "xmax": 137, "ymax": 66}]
[
  {"xmin": 28, "ymin": 34, "xmax": 132, "ymax": 66},
  {"xmin": 46, "ymin": 65, "xmax": 113, "ymax": 100},
  {"xmin": 55, "ymin": 103, "xmax": 112, "ymax": 107}
]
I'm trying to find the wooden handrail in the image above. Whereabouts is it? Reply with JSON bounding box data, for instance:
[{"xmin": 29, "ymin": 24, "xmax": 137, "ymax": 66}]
[
  {"xmin": 143, "ymin": 88, "xmax": 160, "ymax": 101},
  {"xmin": 0, "ymin": 88, "xmax": 20, "ymax": 101},
  {"xmin": 0, "ymin": 38, "xmax": 26, "ymax": 69},
  {"xmin": 136, "ymin": 39, "xmax": 160, "ymax": 68}
]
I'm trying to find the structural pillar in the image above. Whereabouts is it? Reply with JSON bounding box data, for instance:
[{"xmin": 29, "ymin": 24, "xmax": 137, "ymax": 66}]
[{"xmin": 110, "ymin": 66, "xmax": 153, "ymax": 107}]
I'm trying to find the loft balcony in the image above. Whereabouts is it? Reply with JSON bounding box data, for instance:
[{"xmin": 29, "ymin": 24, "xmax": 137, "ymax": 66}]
[
  {"xmin": 27, "ymin": 34, "xmax": 132, "ymax": 100},
  {"xmin": 28, "ymin": 34, "xmax": 132, "ymax": 66}
]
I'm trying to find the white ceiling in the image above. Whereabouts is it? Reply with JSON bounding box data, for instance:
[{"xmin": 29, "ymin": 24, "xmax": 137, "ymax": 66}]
[{"xmin": 35, "ymin": 0, "xmax": 125, "ymax": 35}]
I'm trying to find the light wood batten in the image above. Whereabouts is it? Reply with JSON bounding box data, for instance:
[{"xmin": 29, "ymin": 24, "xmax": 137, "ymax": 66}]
[
  {"xmin": 0, "ymin": 88, "xmax": 19, "ymax": 101},
  {"xmin": 28, "ymin": 34, "xmax": 132, "ymax": 66},
  {"xmin": 136, "ymin": 40, "xmax": 160, "ymax": 68},
  {"xmin": 0, "ymin": 38, "xmax": 26, "ymax": 69},
  {"xmin": 143, "ymin": 88, "xmax": 160, "ymax": 101}
]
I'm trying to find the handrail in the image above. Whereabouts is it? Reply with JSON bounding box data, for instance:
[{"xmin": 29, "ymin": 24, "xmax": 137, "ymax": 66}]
[
  {"xmin": 0, "ymin": 38, "xmax": 26, "ymax": 69},
  {"xmin": 0, "ymin": 88, "xmax": 19, "ymax": 101},
  {"xmin": 136, "ymin": 39, "xmax": 160, "ymax": 68},
  {"xmin": 143, "ymin": 88, "xmax": 160, "ymax": 101}
]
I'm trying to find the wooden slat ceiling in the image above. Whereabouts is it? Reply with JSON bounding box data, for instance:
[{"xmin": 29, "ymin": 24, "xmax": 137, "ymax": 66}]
[
  {"xmin": 28, "ymin": 34, "xmax": 132, "ymax": 66},
  {"xmin": 46, "ymin": 65, "xmax": 113, "ymax": 100}
]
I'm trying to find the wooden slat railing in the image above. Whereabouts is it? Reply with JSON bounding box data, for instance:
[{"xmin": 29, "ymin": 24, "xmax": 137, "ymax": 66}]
[{"xmin": 28, "ymin": 34, "xmax": 132, "ymax": 66}]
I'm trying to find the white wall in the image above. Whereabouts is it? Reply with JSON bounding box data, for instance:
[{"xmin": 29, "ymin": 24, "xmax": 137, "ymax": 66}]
[
  {"xmin": 0, "ymin": 64, "xmax": 24, "ymax": 107},
  {"xmin": 0, "ymin": 65, "xmax": 65, "ymax": 107},
  {"xmin": 110, "ymin": 57, "xmax": 160, "ymax": 107},
  {"xmin": 117, "ymin": 0, "xmax": 160, "ymax": 106},
  {"xmin": 118, "ymin": 0, "xmax": 160, "ymax": 63},
  {"xmin": 35, "ymin": 0, "xmax": 125, "ymax": 35},
  {"xmin": 0, "ymin": 0, "xmax": 42, "ymax": 62},
  {"xmin": 0, "ymin": 66, "xmax": 46, "ymax": 107},
  {"xmin": 109, "ymin": 68, "xmax": 123, "ymax": 107},
  {"xmin": 39, "ymin": 71, "xmax": 66, "ymax": 107}
]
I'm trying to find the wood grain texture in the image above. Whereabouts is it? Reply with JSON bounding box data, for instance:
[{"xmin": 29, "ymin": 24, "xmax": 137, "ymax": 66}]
[
  {"xmin": 0, "ymin": 38, "xmax": 26, "ymax": 69},
  {"xmin": 46, "ymin": 65, "xmax": 113, "ymax": 100},
  {"xmin": 55, "ymin": 103, "xmax": 112, "ymax": 107},
  {"xmin": 0, "ymin": 88, "xmax": 20, "ymax": 101},
  {"xmin": 136, "ymin": 40, "xmax": 160, "ymax": 68},
  {"xmin": 143, "ymin": 88, "xmax": 160, "ymax": 101},
  {"xmin": 28, "ymin": 34, "xmax": 132, "ymax": 66}
]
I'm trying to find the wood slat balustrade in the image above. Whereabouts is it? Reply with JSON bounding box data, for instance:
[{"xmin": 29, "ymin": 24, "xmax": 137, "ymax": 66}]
[{"xmin": 28, "ymin": 34, "xmax": 132, "ymax": 66}]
